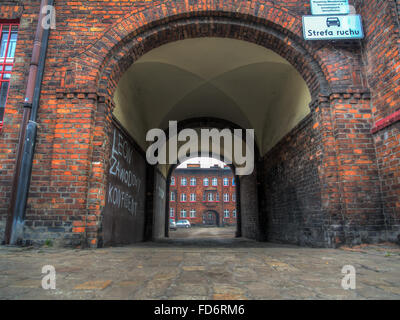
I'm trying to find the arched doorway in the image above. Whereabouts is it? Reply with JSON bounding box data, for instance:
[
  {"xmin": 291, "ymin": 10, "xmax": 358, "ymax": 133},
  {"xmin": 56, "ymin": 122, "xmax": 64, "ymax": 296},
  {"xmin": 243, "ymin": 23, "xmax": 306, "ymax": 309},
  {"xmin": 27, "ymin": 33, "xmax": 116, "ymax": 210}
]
[{"xmin": 203, "ymin": 211, "xmax": 220, "ymax": 227}]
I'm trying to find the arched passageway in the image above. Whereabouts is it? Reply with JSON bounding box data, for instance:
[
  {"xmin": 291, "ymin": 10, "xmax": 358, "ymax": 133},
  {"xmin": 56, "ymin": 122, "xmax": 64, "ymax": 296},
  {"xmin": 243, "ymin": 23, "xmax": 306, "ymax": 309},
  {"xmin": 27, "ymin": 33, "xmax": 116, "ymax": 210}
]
[
  {"xmin": 101, "ymin": 35, "xmax": 316, "ymax": 245},
  {"xmin": 54, "ymin": 4, "xmax": 375, "ymax": 248}
]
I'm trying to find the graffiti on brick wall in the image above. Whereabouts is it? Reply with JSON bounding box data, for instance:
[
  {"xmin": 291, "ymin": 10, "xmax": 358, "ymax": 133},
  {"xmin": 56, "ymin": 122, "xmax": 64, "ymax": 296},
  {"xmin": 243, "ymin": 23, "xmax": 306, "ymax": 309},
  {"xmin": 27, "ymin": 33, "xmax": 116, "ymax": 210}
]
[{"xmin": 106, "ymin": 128, "xmax": 142, "ymax": 216}]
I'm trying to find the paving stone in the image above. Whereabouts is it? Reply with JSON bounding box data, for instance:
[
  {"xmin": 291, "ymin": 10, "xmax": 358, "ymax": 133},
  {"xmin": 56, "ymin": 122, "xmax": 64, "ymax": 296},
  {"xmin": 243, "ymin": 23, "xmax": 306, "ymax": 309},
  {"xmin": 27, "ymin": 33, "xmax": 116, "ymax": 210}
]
[
  {"xmin": 213, "ymin": 285, "xmax": 246, "ymax": 295},
  {"xmin": 10, "ymin": 280, "xmax": 41, "ymax": 288},
  {"xmin": 213, "ymin": 293, "xmax": 248, "ymax": 300},
  {"xmin": 169, "ymin": 295, "xmax": 209, "ymax": 300},
  {"xmin": 182, "ymin": 266, "xmax": 205, "ymax": 271},
  {"xmin": 74, "ymin": 280, "xmax": 112, "ymax": 290},
  {"xmin": 0, "ymin": 232, "xmax": 399, "ymax": 300},
  {"xmin": 116, "ymin": 281, "xmax": 142, "ymax": 288}
]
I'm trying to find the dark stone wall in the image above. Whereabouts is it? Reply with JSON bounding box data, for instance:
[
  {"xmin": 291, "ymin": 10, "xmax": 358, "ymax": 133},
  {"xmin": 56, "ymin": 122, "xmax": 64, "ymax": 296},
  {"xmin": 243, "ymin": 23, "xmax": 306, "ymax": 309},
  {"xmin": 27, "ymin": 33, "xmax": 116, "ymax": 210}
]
[
  {"xmin": 152, "ymin": 168, "xmax": 166, "ymax": 240},
  {"xmin": 239, "ymin": 170, "xmax": 259, "ymax": 240},
  {"xmin": 260, "ymin": 115, "xmax": 325, "ymax": 247}
]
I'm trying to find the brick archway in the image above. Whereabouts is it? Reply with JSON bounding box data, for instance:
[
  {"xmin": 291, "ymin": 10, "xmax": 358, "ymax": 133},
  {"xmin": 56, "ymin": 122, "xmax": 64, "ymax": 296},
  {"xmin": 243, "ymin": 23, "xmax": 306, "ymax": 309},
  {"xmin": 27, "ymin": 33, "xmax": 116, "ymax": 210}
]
[
  {"xmin": 71, "ymin": 4, "xmax": 336, "ymax": 247},
  {"xmin": 57, "ymin": 2, "xmax": 371, "ymax": 247}
]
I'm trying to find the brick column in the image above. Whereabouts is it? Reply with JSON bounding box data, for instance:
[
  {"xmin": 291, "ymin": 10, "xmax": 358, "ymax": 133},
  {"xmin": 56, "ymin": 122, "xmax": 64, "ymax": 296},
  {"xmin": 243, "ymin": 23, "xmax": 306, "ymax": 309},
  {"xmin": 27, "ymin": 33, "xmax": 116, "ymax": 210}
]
[
  {"xmin": 324, "ymin": 92, "xmax": 385, "ymax": 245},
  {"xmin": 19, "ymin": 91, "xmax": 102, "ymax": 246}
]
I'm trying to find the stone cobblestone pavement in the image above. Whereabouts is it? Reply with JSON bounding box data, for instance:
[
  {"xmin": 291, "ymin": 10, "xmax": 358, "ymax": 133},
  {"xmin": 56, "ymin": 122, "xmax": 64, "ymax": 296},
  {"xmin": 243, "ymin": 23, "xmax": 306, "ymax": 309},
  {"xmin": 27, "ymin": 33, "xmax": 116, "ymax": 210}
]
[{"xmin": 0, "ymin": 231, "xmax": 399, "ymax": 300}]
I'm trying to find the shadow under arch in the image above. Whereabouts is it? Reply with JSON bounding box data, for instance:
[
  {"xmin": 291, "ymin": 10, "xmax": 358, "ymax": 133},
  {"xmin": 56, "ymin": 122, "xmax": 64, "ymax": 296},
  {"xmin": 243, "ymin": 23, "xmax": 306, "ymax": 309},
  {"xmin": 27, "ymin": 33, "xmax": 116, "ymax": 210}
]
[
  {"xmin": 160, "ymin": 116, "xmax": 262, "ymax": 240},
  {"xmin": 93, "ymin": 15, "xmax": 331, "ymax": 101},
  {"xmin": 161, "ymin": 117, "xmax": 262, "ymax": 162}
]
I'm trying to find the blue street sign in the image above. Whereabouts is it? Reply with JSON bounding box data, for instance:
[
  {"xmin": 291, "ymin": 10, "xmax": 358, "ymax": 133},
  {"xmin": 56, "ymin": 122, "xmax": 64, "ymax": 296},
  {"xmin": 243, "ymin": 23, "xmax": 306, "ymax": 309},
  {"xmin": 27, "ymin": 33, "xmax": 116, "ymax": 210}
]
[{"xmin": 303, "ymin": 15, "xmax": 364, "ymax": 40}]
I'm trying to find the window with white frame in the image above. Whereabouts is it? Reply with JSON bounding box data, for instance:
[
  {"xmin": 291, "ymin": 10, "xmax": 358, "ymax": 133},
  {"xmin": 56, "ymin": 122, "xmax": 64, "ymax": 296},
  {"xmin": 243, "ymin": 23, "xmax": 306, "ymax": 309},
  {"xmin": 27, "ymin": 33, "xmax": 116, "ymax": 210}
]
[
  {"xmin": 233, "ymin": 209, "xmax": 237, "ymax": 218},
  {"xmin": 203, "ymin": 178, "xmax": 209, "ymax": 186},
  {"xmin": 170, "ymin": 208, "xmax": 174, "ymax": 217},
  {"xmin": 224, "ymin": 193, "xmax": 229, "ymax": 202},
  {"xmin": 208, "ymin": 193, "xmax": 214, "ymax": 201},
  {"xmin": 170, "ymin": 192, "xmax": 176, "ymax": 201},
  {"xmin": 232, "ymin": 193, "xmax": 236, "ymax": 202},
  {"xmin": 0, "ymin": 22, "xmax": 18, "ymax": 126},
  {"xmin": 190, "ymin": 209, "xmax": 196, "ymax": 218},
  {"xmin": 181, "ymin": 210, "xmax": 187, "ymax": 218},
  {"xmin": 170, "ymin": 177, "xmax": 175, "ymax": 186},
  {"xmin": 181, "ymin": 177, "xmax": 187, "ymax": 186},
  {"xmin": 224, "ymin": 209, "xmax": 230, "ymax": 218},
  {"xmin": 190, "ymin": 193, "xmax": 196, "ymax": 202},
  {"xmin": 223, "ymin": 178, "xmax": 229, "ymax": 186},
  {"xmin": 212, "ymin": 178, "xmax": 218, "ymax": 186},
  {"xmin": 181, "ymin": 193, "xmax": 187, "ymax": 202},
  {"xmin": 190, "ymin": 177, "xmax": 196, "ymax": 186},
  {"xmin": 216, "ymin": 193, "xmax": 220, "ymax": 202}
]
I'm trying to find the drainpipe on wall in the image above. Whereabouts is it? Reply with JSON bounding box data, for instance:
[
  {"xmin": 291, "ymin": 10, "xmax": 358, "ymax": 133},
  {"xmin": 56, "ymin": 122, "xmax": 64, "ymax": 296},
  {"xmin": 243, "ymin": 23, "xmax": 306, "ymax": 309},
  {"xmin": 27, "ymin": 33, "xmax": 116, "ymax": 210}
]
[{"xmin": 4, "ymin": 0, "xmax": 53, "ymax": 245}]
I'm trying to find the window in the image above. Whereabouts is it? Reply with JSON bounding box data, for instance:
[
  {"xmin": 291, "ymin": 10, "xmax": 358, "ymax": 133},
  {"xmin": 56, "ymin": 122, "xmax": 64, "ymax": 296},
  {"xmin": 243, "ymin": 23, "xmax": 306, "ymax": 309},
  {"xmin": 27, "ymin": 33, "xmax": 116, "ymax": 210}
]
[
  {"xmin": 170, "ymin": 192, "xmax": 176, "ymax": 201},
  {"xmin": 170, "ymin": 177, "xmax": 175, "ymax": 186},
  {"xmin": 190, "ymin": 193, "xmax": 196, "ymax": 202},
  {"xmin": 190, "ymin": 177, "xmax": 196, "ymax": 186},
  {"xmin": 232, "ymin": 193, "xmax": 236, "ymax": 202},
  {"xmin": 233, "ymin": 209, "xmax": 237, "ymax": 218},
  {"xmin": 170, "ymin": 208, "xmax": 174, "ymax": 217},
  {"xmin": 0, "ymin": 23, "xmax": 18, "ymax": 126},
  {"xmin": 181, "ymin": 178, "xmax": 187, "ymax": 186},
  {"xmin": 216, "ymin": 193, "xmax": 220, "ymax": 202},
  {"xmin": 232, "ymin": 178, "xmax": 235, "ymax": 186},
  {"xmin": 181, "ymin": 193, "xmax": 187, "ymax": 202},
  {"xmin": 224, "ymin": 210, "xmax": 230, "ymax": 218},
  {"xmin": 181, "ymin": 210, "xmax": 187, "ymax": 218},
  {"xmin": 224, "ymin": 194, "xmax": 229, "ymax": 202},
  {"xmin": 203, "ymin": 178, "xmax": 209, "ymax": 186},
  {"xmin": 208, "ymin": 193, "xmax": 214, "ymax": 202},
  {"xmin": 223, "ymin": 178, "xmax": 229, "ymax": 186},
  {"xmin": 212, "ymin": 178, "xmax": 218, "ymax": 186},
  {"xmin": 203, "ymin": 193, "xmax": 206, "ymax": 201},
  {"xmin": 190, "ymin": 209, "xmax": 196, "ymax": 218}
]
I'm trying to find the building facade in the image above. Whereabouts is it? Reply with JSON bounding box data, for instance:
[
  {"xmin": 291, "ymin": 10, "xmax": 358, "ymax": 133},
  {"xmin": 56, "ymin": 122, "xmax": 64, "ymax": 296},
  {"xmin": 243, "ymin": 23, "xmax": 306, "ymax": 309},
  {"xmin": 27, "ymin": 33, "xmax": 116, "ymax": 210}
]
[
  {"xmin": 0, "ymin": 0, "xmax": 399, "ymax": 248},
  {"xmin": 169, "ymin": 164, "xmax": 237, "ymax": 227}
]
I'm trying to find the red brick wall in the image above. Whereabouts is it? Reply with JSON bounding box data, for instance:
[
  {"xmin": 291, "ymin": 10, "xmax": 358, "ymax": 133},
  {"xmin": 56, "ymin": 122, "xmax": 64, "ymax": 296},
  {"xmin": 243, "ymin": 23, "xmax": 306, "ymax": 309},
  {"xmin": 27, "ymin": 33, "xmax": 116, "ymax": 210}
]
[
  {"xmin": 356, "ymin": 0, "xmax": 400, "ymax": 242},
  {"xmin": 169, "ymin": 168, "xmax": 237, "ymax": 226}
]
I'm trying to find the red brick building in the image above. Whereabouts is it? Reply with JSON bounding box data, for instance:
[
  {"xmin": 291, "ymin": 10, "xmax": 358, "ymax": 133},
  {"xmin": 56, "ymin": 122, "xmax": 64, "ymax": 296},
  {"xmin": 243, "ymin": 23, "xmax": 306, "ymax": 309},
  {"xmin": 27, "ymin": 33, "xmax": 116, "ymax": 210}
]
[
  {"xmin": 0, "ymin": 0, "xmax": 399, "ymax": 248},
  {"xmin": 169, "ymin": 164, "xmax": 237, "ymax": 227}
]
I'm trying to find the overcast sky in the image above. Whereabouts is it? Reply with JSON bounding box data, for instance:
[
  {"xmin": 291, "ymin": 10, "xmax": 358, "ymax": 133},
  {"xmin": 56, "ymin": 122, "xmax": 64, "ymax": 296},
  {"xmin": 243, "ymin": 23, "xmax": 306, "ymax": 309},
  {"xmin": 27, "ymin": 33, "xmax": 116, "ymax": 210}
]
[{"xmin": 177, "ymin": 157, "xmax": 227, "ymax": 168}]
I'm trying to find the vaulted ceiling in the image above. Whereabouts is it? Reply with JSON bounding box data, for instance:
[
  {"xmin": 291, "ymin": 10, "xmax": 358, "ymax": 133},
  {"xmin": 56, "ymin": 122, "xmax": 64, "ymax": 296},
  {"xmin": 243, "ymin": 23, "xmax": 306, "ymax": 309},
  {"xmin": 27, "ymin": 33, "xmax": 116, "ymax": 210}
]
[{"xmin": 113, "ymin": 37, "xmax": 311, "ymax": 156}]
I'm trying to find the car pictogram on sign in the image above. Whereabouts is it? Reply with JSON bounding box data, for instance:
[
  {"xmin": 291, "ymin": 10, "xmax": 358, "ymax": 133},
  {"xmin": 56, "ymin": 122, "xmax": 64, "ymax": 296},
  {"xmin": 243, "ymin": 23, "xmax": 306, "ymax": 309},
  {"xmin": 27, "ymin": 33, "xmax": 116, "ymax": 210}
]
[{"xmin": 326, "ymin": 17, "xmax": 341, "ymax": 27}]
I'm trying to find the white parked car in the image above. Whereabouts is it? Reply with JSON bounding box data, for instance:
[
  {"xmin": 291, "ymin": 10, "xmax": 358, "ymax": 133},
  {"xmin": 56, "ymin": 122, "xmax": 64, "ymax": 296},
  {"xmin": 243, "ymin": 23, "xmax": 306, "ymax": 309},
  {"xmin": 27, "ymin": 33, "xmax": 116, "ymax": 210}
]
[
  {"xmin": 169, "ymin": 219, "xmax": 177, "ymax": 230},
  {"xmin": 176, "ymin": 219, "xmax": 191, "ymax": 228}
]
